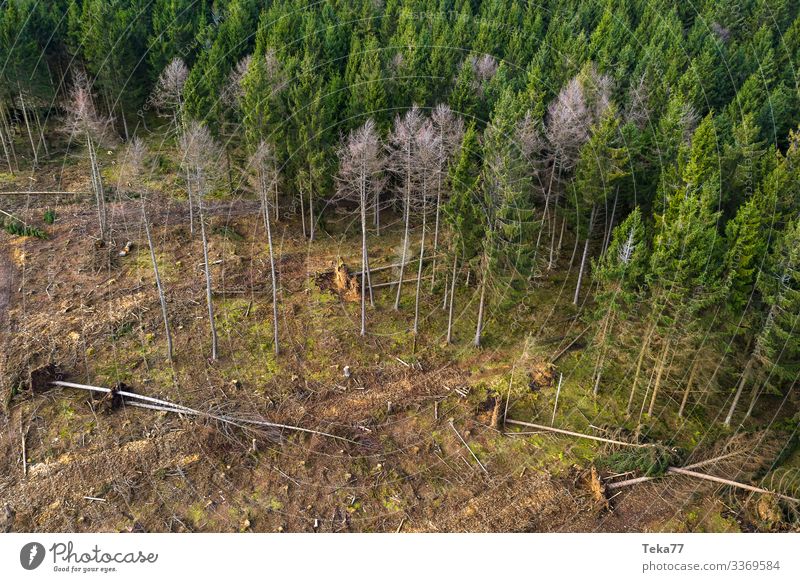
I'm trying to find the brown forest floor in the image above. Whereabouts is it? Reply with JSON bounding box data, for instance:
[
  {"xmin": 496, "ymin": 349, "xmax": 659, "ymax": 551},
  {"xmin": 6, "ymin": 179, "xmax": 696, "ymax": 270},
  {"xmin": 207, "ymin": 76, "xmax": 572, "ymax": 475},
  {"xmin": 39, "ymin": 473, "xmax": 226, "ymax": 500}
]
[{"xmin": 0, "ymin": 180, "xmax": 797, "ymax": 533}]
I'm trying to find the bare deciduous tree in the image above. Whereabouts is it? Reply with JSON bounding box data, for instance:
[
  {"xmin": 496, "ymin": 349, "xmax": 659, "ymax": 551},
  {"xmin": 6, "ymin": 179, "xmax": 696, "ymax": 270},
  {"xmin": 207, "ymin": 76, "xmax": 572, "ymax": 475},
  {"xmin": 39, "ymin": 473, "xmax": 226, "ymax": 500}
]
[
  {"xmin": 62, "ymin": 70, "xmax": 114, "ymax": 240},
  {"xmin": 150, "ymin": 58, "xmax": 189, "ymax": 132},
  {"xmin": 17, "ymin": 87, "xmax": 40, "ymax": 166},
  {"xmin": 624, "ymin": 72, "xmax": 651, "ymax": 130},
  {"xmin": 336, "ymin": 119, "xmax": 385, "ymax": 336},
  {"xmin": 546, "ymin": 77, "xmax": 590, "ymax": 170},
  {"xmin": 0, "ymin": 98, "xmax": 18, "ymax": 173},
  {"xmin": 180, "ymin": 121, "xmax": 222, "ymax": 360},
  {"xmin": 248, "ymin": 140, "xmax": 281, "ymax": 356},
  {"xmin": 541, "ymin": 66, "xmax": 613, "ymax": 269},
  {"xmin": 388, "ymin": 105, "xmax": 425, "ymax": 310},
  {"xmin": 411, "ymin": 119, "xmax": 440, "ymax": 347},
  {"xmin": 222, "ymin": 55, "xmax": 252, "ymax": 110},
  {"xmin": 470, "ymin": 54, "xmax": 498, "ymax": 95},
  {"xmin": 263, "ymin": 48, "xmax": 286, "ymax": 91},
  {"xmin": 121, "ymin": 138, "xmax": 174, "ymax": 362}
]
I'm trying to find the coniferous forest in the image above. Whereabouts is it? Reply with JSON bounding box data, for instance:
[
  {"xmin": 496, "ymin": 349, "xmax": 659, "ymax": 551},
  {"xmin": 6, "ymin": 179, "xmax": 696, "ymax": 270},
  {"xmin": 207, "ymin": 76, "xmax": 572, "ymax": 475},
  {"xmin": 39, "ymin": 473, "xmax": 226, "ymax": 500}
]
[{"xmin": 1, "ymin": 0, "xmax": 799, "ymax": 533}]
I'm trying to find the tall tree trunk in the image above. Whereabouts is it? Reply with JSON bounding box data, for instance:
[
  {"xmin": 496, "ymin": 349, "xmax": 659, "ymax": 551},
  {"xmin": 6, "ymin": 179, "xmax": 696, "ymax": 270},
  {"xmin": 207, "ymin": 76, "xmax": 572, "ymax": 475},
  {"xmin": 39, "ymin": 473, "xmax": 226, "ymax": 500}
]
[
  {"xmin": 87, "ymin": 136, "xmax": 107, "ymax": 239},
  {"xmin": 592, "ymin": 310, "xmax": 614, "ymax": 395},
  {"xmin": 474, "ymin": 257, "xmax": 487, "ymax": 348},
  {"xmin": 260, "ymin": 177, "xmax": 280, "ymax": 356},
  {"xmin": 34, "ymin": 108, "xmax": 48, "ymax": 158},
  {"xmin": 547, "ymin": 194, "xmax": 562, "ymax": 270},
  {"xmin": 648, "ymin": 339, "xmax": 670, "ymax": 416},
  {"xmin": 142, "ymin": 200, "xmax": 173, "ymax": 362},
  {"xmin": 557, "ymin": 213, "xmax": 566, "ymax": 256},
  {"xmin": 18, "ymin": 90, "xmax": 37, "ymax": 166},
  {"xmin": 536, "ymin": 159, "xmax": 557, "ymax": 258},
  {"xmin": 743, "ymin": 377, "xmax": 766, "ymax": 422},
  {"xmin": 394, "ymin": 191, "xmax": 412, "ymax": 310},
  {"xmin": 96, "ymin": 143, "xmax": 107, "ymax": 237},
  {"xmin": 573, "ymin": 204, "xmax": 596, "ymax": 305},
  {"xmin": 308, "ymin": 166, "xmax": 315, "ymax": 242},
  {"xmin": 120, "ymin": 106, "xmax": 130, "ymax": 141},
  {"xmin": 308, "ymin": 189, "xmax": 315, "ymax": 241},
  {"xmin": 413, "ymin": 201, "xmax": 427, "ymax": 344},
  {"xmin": 724, "ymin": 358, "xmax": 753, "ymax": 426},
  {"xmin": 199, "ymin": 200, "xmax": 218, "ymax": 360},
  {"xmin": 224, "ymin": 147, "xmax": 233, "ymax": 193},
  {"xmin": 374, "ymin": 190, "xmax": 381, "ymax": 236},
  {"xmin": 569, "ymin": 221, "xmax": 581, "ymax": 268},
  {"xmin": 602, "ymin": 189, "xmax": 618, "ymax": 256},
  {"xmin": 274, "ymin": 181, "xmax": 279, "ymax": 222},
  {"xmin": 102, "ymin": 90, "xmax": 113, "ymax": 124},
  {"xmin": 534, "ymin": 190, "xmax": 550, "ymax": 263},
  {"xmin": 87, "ymin": 139, "xmax": 99, "ymax": 200},
  {"xmin": 364, "ymin": 243, "xmax": 374, "ymax": 307},
  {"xmin": 546, "ymin": 165, "xmax": 563, "ymax": 270},
  {"xmin": 627, "ymin": 322, "xmax": 655, "ymax": 414},
  {"xmin": 0, "ymin": 116, "xmax": 13, "ymax": 174},
  {"xmin": 359, "ymin": 177, "xmax": 368, "ymax": 336},
  {"xmin": 678, "ymin": 355, "xmax": 700, "ymax": 418},
  {"xmin": 185, "ymin": 172, "xmax": 195, "ymax": 237},
  {"xmin": 446, "ymin": 253, "xmax": 458, "ymax": 344},
  {"xmin": 592, "ymin": 352, "xmax": 605, "ymax": 396},
  {"xmin": 0, "ymin": 100, "xmax": 18, "ymax": 171},
  {"xmin": 431, "ymin": 160, "xmax": 443, "ymax": 287},
  {"xmin": 299, "ymin": 184, "xmax": 307, "ymax": 239}
]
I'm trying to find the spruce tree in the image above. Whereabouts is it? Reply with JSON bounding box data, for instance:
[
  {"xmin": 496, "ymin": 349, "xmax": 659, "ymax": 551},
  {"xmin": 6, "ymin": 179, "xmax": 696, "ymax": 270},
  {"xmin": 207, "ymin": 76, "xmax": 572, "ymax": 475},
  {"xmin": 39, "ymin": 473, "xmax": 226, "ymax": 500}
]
[
  {"xmin": 346, "ymin": 34, "xmax": 387, "ymax": 130},
  {"xmin": 571, "ymin": 107, "xmax": 628, "ymax": 305},
  {"xmin": 444, "ymin": 122, "xmax": 484, "ymax": 344},
  {"xmin": 631, "ymin": 115, "xmax": 724, "ymax": 417},
  {"xmin": 726, "ymin": 217, "xmax": 800, "ymax": 425},
  {"xmin": 587, "ymin": 207, "xmax": 648, "ymax": 396}
]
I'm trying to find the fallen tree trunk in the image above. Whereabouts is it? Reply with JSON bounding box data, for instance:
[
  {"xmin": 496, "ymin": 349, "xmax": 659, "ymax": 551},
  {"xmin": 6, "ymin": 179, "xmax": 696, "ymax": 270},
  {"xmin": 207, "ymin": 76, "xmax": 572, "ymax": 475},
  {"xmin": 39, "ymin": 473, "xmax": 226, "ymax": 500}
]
[
  {"xmin": 352, "ymin": 253, "xmax": 444, "ymax": 277},
  {"xmin": 0, "ymin": 191, "xmax": 89, "ymax": 195},
  {"xmin": 0, "ymin": 207, "xmax": 36, "ymax": 229},
  {"xmin": 450, "ymin": 419, "xmax": 488, "ymax": 474},
  {"xmin": 604, "ymin": 451, "xmax": 799, "ymax": 504},
  {"xmin": 505, "ymin": 418, "xmax": 651, "ymax": 448},
  {"xmin": 506, "ymin": 416, "xmax": 799, "ymax": 503},
  {"xmin": 50, "ymin": 380, "xmax": 354, "ymax": 443},
  {"xmin": 606, "ymin": 450, "xmax": 745, "ymax": 490},
  {"xmin": 370, "ymin": 275, "xmax": 432, "ymax": 289},
  {"xmin": 665, "ymin": 467, "xmax": 799, "ymax": 504}
]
